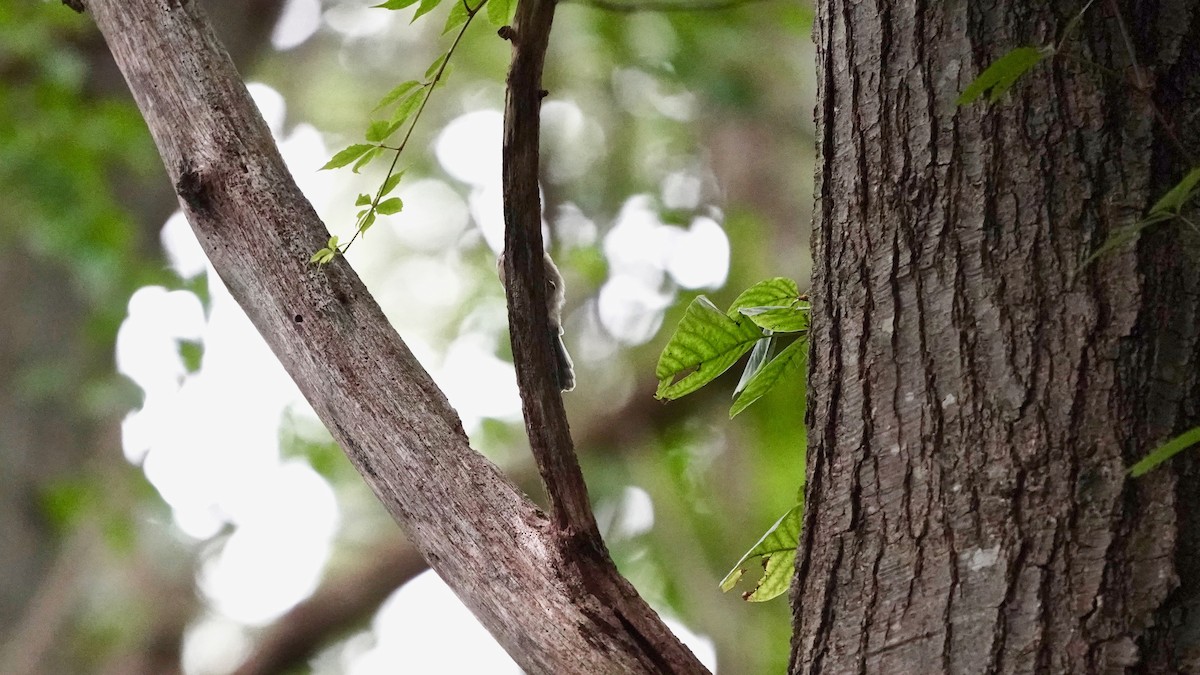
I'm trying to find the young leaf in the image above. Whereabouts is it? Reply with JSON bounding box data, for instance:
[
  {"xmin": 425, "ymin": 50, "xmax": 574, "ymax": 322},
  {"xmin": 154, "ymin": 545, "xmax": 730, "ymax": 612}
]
[
  {"xmin": 443, "ymin": 0, "xmax": 470, "ymax": 34},
  {"xmin": 1129, "ymin": 426, "xmax": 1200, "ymax": 477},
  {"xmin": 412, "ymin": 0, "xmax": 443, "ymax": 22},
  {"xmin": 731, "ymin": 337, "xmax": 808, "ymax": 418},
  {"xmin": 720, "ymin": 504, "xmax": 803, "ymax": 602},
  {"xmin": 376, "ymin": 197, "xmax": 404, "ymax": 215},
  {"xmin": 957, "ymin": 46, "xmax": 1048, "ymax": 105},
  {"xmin": 741, "ymin": 304, "xmax": 810, "ymax": 333},
  {"xmin": 728, "ymin": 277, "xmax": 801, "ymax": 318},
  {"xmin": 487, "ymin": 0, "xmax": 514, "ymax": 26},
  {"xmin": 374, "ymin": 80, "xmax": 424, "ymax": 112},
  {"xmin": 734, "ymin": 334, "xmax": 774, "ymax": 396},
  {"xmin": 327, "ymin": 235, "xmax": 339, "ymax": 249},
  {"xmin": 360, "ymin": 211, "xmax": 378, "ymax": 234},
  {"xmin": 1148, "ymin": 167, "xmax": 1200, "ymax": 216},
  {"xmin": 425, "ymin": 53, "xmax": 449, "ymax": 81},
  {"xmin": 310, "ymin": 248, "xmax": 336, "ymax": 265},
  {"xmin": 655, "ymin": 296, "xmax": 764, "ymax": 401},
  {"xmin": 352, "ymin": 147, "xmax": 383, "ymax": 173},
  {"xmin": 320, "ymin": 143, "xmax": 374, "ymax": 171},
  {"xmin": 365, "ymin": 119, "xmax": 400, "ymax": 143},
  {"xmin": 380, "ymin": 171, "xmax": 405, "ymax": 196},
  {"xmin": 373, "ymin": 0, "xmax": 421, "ymax": 8},
  {"xmin": 355, "ymin": 193, "xmax": 372, "ymax": 207},
  {"xmin": 390, "ymin": 89, "xmax": 426, "ymax": 128}
]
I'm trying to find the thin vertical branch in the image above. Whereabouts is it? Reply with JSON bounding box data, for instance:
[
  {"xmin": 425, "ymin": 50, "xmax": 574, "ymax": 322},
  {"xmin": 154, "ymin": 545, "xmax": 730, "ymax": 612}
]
[{"xmin": 500, "ymin": 0, "xmax": 597, "ymax": 539}]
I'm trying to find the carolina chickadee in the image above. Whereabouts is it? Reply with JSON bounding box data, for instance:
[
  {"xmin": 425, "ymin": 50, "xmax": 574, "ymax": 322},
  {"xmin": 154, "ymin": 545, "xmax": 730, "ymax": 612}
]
[{"xmin": 498, "ymin": 251, "xmax": 576, "ymax": 392}]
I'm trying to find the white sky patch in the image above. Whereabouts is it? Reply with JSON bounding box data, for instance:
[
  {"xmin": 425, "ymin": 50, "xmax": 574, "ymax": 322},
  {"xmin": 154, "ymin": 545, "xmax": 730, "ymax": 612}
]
[
  {"xmin": 664, "ymin": 216, "xmax": 729, "ymax": 290},
  {"xmin": 433, "ymin": 333, "xmax": 523, "ymax": 433},
  {"xmin": 598, "ymin": 274, "xmax": 672, "ymax": 345},
  {"xmin": 386, "ymin": 179, "xmax": 470, "ymax": 251},
  {"xmin": 435, "ymin": 109, "xmax": 503, "ymax": 187},
  {"xmin": 541, "ymin": 100, "xmax": 606, "ymax": 183},
  {"xmin": 597, "ymin": 485, "xmax": 655, "ymax": 541},
  {"xmin": 199, "ymin": 462, "xmax": 339, "ymax": 625},
  {"xmin": 161, "ymin": 211, "xmax": 208, "ymax": 280},
  {"xmin": 350, "ymin": 571, "xmax": 522, "ymax": 675},
  {"xmin": 247, "ymin": 82, "xmax": 286, "ymax": 135},
  {"xmin": 182, "ymin": 613, "xmax": 249, "ymax": 675},
  {"xmin": 271, "ymin": 0, "xmax": 322, "ymax": 51}
]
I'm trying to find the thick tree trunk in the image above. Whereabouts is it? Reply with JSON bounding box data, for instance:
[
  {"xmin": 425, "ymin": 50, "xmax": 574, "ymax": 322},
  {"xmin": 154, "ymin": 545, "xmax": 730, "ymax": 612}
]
[{"xmin": 793, "ymin": 2, "xmax": 1200, "ymax": 673}]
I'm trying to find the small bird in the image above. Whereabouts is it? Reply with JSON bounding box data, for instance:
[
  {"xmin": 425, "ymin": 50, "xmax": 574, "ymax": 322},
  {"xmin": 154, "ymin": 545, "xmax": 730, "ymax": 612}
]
[{"xmin": 498, "ymin": 250, "xmax": 576, "ymax": 392}]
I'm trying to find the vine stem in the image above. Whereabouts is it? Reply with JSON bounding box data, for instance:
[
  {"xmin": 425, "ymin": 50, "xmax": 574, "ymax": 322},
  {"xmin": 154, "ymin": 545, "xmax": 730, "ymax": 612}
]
[{"xmin": 340, "ymin": 0, "xmax": 487, "ymax": 254}]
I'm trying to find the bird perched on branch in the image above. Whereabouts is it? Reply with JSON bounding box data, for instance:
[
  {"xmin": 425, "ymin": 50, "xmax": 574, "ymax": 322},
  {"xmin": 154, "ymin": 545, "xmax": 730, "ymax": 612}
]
[{"xmin": 498, "ymin": 250, "xmax": 576, "ymax": 392}]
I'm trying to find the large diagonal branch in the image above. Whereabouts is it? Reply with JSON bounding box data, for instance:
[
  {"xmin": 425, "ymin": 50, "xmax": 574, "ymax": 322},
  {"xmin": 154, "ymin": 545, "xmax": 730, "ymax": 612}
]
[{"xmin": 76, "ymin": 0, "xmax": 704, "ymax": 671}]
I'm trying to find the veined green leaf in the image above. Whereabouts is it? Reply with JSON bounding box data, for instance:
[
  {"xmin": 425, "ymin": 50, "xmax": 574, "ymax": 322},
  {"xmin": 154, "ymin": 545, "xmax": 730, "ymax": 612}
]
[
  {"xmin": 1148, "ymin": 167, "xmax": 1200, "ymax": 216},
  {"xmin": 390, "ymin": 89, "xmax": 426, "ymax": 128},
  {"xmin": 957, "ymin": 46, "xmax": 1049, "ymax": 105},
  {"xmin": 373, "ymin": 0, "xmax": 421, "ymax": 8},
  {"xmin": 360, "ymin": 211, "xmax": 377, "ymax": 234},
  {"xmin": 487, "ymin": 0, "xmax": 514, "ymax": 26},
  {"xmin": 720, "ymin": 504, "xmax": 803, "ymax": 602},
  {"xmin": 355, "ymin": 193, "xmax": 372, "ymax": 207},
  {"xmin": 380, "ymin": 171, "xmax": 405, "ymax": 197},
  {"xmin": 320, "ymin": 143, "xmax": 374, "ymax": 171},
  {"xmin": 1130, "ymin": 426, "xmax": 1200, "ymax": 477},
  {"xmin": 731, "ymin": 337, "xmax": 807, "ymax": 418},
  {"xmin": 728, "ymin": 278, "xmax": 801, "ymax": 318},
  {"xmin": 412, "ymin": 0, "xmax": 443, "ymax": 22},
  {"xmin": 376, "ymin": 197, "xmax": 404, "ymax": 215},
  {"xmin": 352, "ymin": 147, "xmax": 383, "ymax": 173},
  {"xmin": 374, "ymin": 80, "xmax": 424, "ymax": 112},
  {"xmin": 425, "ymin": 53, "xmax": 449, "ymax": 80},
  {"xmin": 365, "ymin": 119, "xmax": 400, "ymax": 143},
  {"xmin": 443, "ymin": 0, "xmax": 470, "ymax": 34},
  {"xmin": 655, "ymin": 296, "xmax": 764, "ymax": 401}
]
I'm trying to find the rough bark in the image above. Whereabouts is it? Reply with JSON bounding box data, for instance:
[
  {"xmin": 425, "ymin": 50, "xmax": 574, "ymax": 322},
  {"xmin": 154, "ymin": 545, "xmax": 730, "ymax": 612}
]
[
  {"xmin": 792, "ymin": 1, "xmax": 1200, "ymax": 673},
  {"xmin": 80, "ymin": 0, "xmax": 705, "ymax": 671}
]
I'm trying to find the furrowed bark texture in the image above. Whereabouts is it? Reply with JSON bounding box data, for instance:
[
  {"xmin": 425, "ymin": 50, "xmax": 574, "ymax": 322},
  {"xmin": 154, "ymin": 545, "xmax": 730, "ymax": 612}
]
[
  {"xmin": 83, "ymin": 0, "xmax": 697, "ymax": 671},
  {"xmin": 793, "ymin": 1, "xmax": 1200, "ymax": 673}
]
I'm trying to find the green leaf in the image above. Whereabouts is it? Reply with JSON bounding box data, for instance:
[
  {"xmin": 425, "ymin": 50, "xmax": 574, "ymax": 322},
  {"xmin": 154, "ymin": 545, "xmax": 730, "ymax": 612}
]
[
  {"xmin": 380, "ymin": 171, "xmax": 405, "ymax": 196},
  {"xmin": 734, "ymin": 334, "xmax": 774, "ymax": 396},
  {"xmin": 1148, "ymin": 167, "xmax": 1200, "ymax": 216},
  {"xmin": 412, "ymin": 0, "xmax": 443, "ymax": 22},
  {"xmin": 320, "ymin": 143, "xmax": 374, "ymax": 171},
  {"xmin": 443, "ymin": 0, "xmax": 470, "ymax": 34},
  {"xmin": 355, "ymin": 193, "xmax": 372, "ymax": 207},
  {"xmin": 310, "ymin": 248, "xmax": 335, "ymax": 264},
  {"xmin": 328, "ymin": 235, "xmax": 340, "ymax": 249},
  {"xmin": 655, "ymin": 296, "xmax": 765, "ymax": 401},
  {"xmin": 720, "ymin": 504, "xmax": 803, "ymax": 602},
  {"xmin": 740, "ymin": 304, "xmax": 810, "ymax": 333},
  {"xmin": 487, "ymin": 0, "xmax": 514, "ymax": 26},
  {"xmin": 374, "ymin": 80, "xmax": 424, "ymax": 111},
  {"xmin": 360, "ymin": 212, "xmax": 378, "ymax": 233},
  {"xmin": 352, "ymin": 147, "xmax": 383, "ymax": 173},
  {"xmin": 425, "ymin": 53, "xmax": 449, "ymax": 81},
  {"xmin": 731, "ymin": 337, "xmax": 808, "ymax": 418},
  {"xmin": 373, "ymin": 0, "xmax": 421, "ymax": 8},
  {"xmin": 365, "ymin": 119, "xmax": 400, "ymax": 143},
  {"xmin": 957, "ymin": 46, "xmax": 1049, "ymax": 105},
  {"xmin": 1130, "ymin": 426, "xmax": 1200, "ymax": 477},
  {"xmin": 1081, "ymin": 213, "xmax": 1173, "ymax": 267},
  {"xmin": 376, "ymin": 197, "xmax": 404, "ymax": 215},
  {"xmin": 390, "ymin": 89, "xmax": 426, "ymax": 128},
  {"xmin": 728, "ymin": 278, "xmax": 801, "ymax": 318}
]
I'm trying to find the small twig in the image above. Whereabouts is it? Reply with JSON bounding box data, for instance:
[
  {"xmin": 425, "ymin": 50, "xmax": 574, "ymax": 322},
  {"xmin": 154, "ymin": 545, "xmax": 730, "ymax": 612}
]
[{"xmin": 563, "ymin": 0, "xmax": 768, "ymax": 12}]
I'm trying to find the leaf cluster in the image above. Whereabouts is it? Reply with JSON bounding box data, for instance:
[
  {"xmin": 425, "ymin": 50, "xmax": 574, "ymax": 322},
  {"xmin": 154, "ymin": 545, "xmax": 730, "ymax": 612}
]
[{"xmin": 655, "ymin": 277, "xmax": 809, "ymax": 418}]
